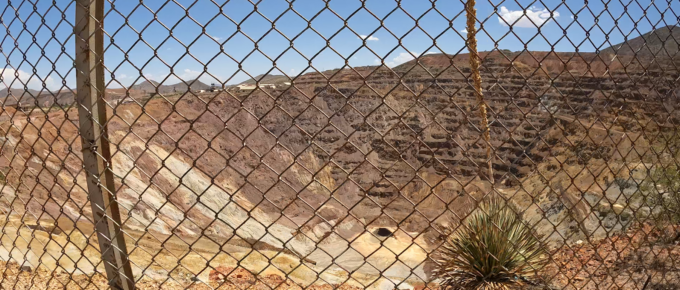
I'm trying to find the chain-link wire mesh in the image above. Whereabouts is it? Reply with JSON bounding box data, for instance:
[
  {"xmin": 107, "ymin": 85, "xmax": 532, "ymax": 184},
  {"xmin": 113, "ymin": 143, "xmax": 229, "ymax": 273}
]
[{"xmin": 1, "ymin": 0, "xmax": 680, "ymax": 289}]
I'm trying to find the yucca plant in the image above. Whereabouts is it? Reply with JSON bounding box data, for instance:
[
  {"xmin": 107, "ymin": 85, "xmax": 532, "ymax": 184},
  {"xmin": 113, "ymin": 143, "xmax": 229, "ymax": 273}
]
[{"xmin": 434, "ymin": 197, "xmax": 548, "ymax": 289}]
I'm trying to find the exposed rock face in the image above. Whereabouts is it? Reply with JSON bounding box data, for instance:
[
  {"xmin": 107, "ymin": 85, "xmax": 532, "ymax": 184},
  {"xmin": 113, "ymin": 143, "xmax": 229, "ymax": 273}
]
[{"xmin": 0, "ymin": 46, "xmax": 679, "ymax": 285}]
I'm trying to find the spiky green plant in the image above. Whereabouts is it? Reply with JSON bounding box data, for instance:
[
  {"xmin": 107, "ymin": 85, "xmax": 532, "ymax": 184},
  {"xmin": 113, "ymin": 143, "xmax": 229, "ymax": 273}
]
[{"xmin": 434, "ymin": 198, "xmax": 548, "ymax": 290}]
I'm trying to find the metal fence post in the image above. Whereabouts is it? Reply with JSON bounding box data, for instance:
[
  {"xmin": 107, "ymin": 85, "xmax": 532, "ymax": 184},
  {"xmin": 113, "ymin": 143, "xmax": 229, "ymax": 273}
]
[{"xmin": 74, "ymin": 0, "xmax": 134, "ymax": 289}]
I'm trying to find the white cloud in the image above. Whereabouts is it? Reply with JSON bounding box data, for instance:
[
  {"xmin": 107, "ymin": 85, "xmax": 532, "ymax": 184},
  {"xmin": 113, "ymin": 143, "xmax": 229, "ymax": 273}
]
[
  {"xmin": 498, "ymin": 6, "xmax": 559, "ymax": 28},
  {"xmin": 289, "ymin": 68, "xmax": 296, "ymax": 75},
  {"xmin": 179, "ymin": 69, "xmax": 201, "ymax": 80},
  {"xmin": 359, "ymin": 35, "xmax": 379, "ymax": 41},
  {"xmin": 150, "ymin": 68, "xmax": 203, "ymax": 84},
  {"xmin": 0, "ymin": 68, "xmax": 55, "ymax": 90},
  {"xmin": 373, "ymin": 59, "xmax": 381, "ymax": 65},
  {"xmin": 388, "ymin": 51, "xmax": 434, "ymax": 67},
  {"xmin": 461, "ymin": 28, "xmax": 468, "ymax": 34},
  {"xmin": 385, "ymin": 51, "xmax": 441, "ymax": 67},
  {"xmin": 570, "ymin": 14, "xmax": 574, "ymax": 20},
  {"xmin": 387, "ymin": 52, "xmax": 415, "ymax": 67},
  {"xmin": 118, "ymin": 74, "xmax": 128, "ymax": 79},
  {"xmin": 213, "ymin": 36, "xmax": 222, "ymax": 41}
]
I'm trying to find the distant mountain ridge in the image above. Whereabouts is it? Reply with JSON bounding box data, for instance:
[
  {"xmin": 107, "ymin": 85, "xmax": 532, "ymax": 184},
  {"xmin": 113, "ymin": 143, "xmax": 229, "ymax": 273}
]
[
  {"xmin": 130, "ymin": 80, "xmax": 160, "ymax": 93},
  {"xmin": 0, "ymin": 88, "xmax": 75, "ymax": 107},
  {"xmin": 237, "ymin": 74, "xmax": 291, "ymax": 85},
  {"xmin": 1, "ymin": 25, "xmax": 678, "ymax": 108},
  {"xmin": 0, "ymin": 88, "xmax": 39, "ymax": 99},
  {"xmin": 601, "ymin": 25, "xmax": 680, "ymax": 58},
  {"xmin": 0, "ymin": 79, "xmax": 211, "ymax": 107},
  {"xmin": 131, "ymin": 79, "xmax": 211, "ymax": 93}
]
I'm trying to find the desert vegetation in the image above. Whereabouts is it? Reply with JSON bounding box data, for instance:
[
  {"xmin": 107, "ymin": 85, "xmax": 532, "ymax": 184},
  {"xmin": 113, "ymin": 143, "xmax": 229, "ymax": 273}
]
[
  {"xmin": 634, "ymin": 132, "xmax": 680, "ymax": 230},
  {"xmin": 434, "ymin": 197, "xmax": 548, "ymax": 290}
]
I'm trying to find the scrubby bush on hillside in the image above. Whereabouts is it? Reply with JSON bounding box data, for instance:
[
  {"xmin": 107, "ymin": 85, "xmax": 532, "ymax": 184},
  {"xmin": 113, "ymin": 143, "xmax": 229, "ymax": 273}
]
[
  {"xmin": 434, "ymin": 197, "xmax": 548, "ymax": 289},
  {"xmin": 634, "ymin": 133, "xmax": 680, "ymax": 227}
]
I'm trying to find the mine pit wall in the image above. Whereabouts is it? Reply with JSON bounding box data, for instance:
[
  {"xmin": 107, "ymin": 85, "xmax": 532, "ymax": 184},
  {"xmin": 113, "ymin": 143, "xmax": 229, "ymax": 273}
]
[{"xmin": 1, "ymin": 53, "xmax": 679, "ymax": 285}]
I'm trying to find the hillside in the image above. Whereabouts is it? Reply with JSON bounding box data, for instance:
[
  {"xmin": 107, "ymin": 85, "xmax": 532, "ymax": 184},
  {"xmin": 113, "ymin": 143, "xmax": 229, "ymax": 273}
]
[
  {"xmin": 2, "ymin": 38, "xmax": 680, "ymax": 287},
  {"xmin": 0, "ymin": 79, "xmax": 211, "ymax": 108},
  {"xmin": 164, "ymin": 79, "xmax": 211, "ymax": 92},
  {"xmin": 0, "ymin": 88, "xmax": 39, "ymax": 99},
  {"xmin": 601, "ymin": 25, "xmax": 680, "ymax": 58},
  {"xmin": 130, "ymin": 79, "xmax": 211, "ymax": 94},
  {"xmin": 129, "ymin": 80, "xmax": 160, "ymax": 93},
  {"xmin": 237, "ymin": 73, "xmax": 291, "ymax": 85},
  {"xmin": 0, "ymin": 89, "xmax": 75, "ymax": 107}
]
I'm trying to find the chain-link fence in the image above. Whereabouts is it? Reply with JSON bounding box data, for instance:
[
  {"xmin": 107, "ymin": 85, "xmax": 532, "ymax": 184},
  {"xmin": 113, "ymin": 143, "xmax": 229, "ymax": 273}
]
[{"xmin": 1, "ymin": 0, "xmax": 679, "ymax": 289}]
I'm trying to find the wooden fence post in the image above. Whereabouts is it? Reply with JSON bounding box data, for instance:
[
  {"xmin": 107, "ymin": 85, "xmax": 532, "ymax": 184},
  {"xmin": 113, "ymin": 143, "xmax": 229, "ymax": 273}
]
[{"xmin": 74, "ymin": 0, "xmax": 134, "ymax": 289}]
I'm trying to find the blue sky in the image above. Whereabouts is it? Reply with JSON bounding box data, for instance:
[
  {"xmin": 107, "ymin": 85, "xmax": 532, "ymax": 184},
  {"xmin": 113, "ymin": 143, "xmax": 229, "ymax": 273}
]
[{"xmin": 1, "ymin": 0, "xmax": 679, "ymax": 90}]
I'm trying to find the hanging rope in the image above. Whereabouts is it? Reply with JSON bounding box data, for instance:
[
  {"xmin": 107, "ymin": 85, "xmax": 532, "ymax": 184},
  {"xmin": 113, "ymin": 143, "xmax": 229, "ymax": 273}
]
[{"xmin": 465, "ymin": 0, "xmax": 494, "ymax": 184}]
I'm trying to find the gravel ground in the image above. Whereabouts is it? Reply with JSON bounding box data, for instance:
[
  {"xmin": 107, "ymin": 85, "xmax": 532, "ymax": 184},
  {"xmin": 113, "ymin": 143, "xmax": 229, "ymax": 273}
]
[
  {"xmin": 0, "ymin": 261, "xmax": 365, "ymax": 290},
  {"xmin": 546, "ymin": 224, "xmax": 680, "ymax": 290},
  {"xmin": 2, "ymin": 224, "xmax": 680, "ymax": 290}
]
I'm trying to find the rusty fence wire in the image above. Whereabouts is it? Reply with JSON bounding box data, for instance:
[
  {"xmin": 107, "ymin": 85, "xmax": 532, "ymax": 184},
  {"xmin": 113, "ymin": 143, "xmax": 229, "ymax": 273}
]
[{"xmin": 0, "ymin": 0, "xmax": 680, "ymax": 289}]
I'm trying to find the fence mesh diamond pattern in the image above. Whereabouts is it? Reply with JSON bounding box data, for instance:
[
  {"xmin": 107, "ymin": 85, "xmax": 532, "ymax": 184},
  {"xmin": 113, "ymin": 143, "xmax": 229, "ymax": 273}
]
[{"xmin": 0, "ymin": 0, "xmax": 679, "ymax": 289}]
